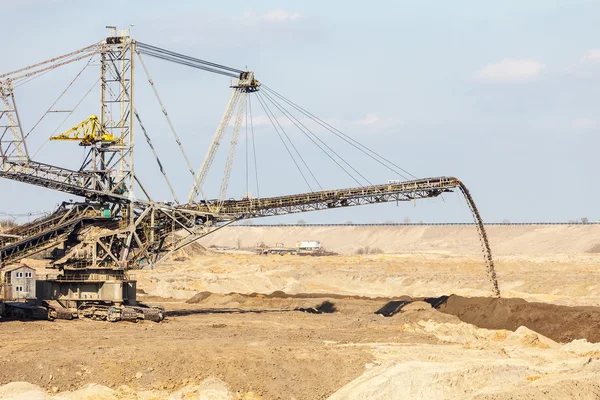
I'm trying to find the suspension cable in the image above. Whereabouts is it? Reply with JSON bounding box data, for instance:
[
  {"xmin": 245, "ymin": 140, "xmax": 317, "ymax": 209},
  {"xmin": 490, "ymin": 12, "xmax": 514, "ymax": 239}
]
[
  {"xmin": 7, "ymin": 50, "xmax": 100, "ymax": 83},
  {"xmin": 14, "ymin": 68, "xmax": 53, "ymax": 88},
  {"xmin": 136, "ymin": 42, "xmax": 241, "ymax": 78},
  {"xmin": 136, "ymin": 50, "xmax": 197, "ymax": 180},
  {"xmin": 25, "ymin": 54, "xmax": 96, "ymax": 140},
  {"xmin": 137, "ymin": 42, "xmax": 243, "ymax": 73},
  {"xmin": 135, "ymin": 109, "xmax": 180, "ymax": 204},
  {"xmin": 257, "ymin": 92, "xmax": 322, "ymax": 191},
  {"xmin": 260, "ymin": 89, "xmax": 370, "ymax": 187},
  {"xmin": 0, "ymin": 42, "xmax": 100, "ymax": 80},
  {"xmin": 254, "ymin": 92, "xmax": 314, "ymax": 192},
  {"xmin": 262, "ymin": 85, "xmax": 417, "ymax": 181},
  {"xmin": 32, "ymin": 76, "xmax": 100, "ymax": 160},
  {"xmin": 136, "ymin": 50, "xmax": 239, "ymax": 78}
]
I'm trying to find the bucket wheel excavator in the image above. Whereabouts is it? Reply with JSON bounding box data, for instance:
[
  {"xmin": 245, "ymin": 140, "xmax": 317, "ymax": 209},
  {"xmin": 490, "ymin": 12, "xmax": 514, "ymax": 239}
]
[{"xmin": 0, "ymin": 27, "xmax": 499, "ymax": 321}]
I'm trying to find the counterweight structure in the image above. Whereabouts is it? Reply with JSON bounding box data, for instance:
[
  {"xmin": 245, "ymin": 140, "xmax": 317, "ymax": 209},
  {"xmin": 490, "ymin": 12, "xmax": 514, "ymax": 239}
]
[{"xmin": 0, "ymin": 29, "xmax": 500, "ymax": 318}]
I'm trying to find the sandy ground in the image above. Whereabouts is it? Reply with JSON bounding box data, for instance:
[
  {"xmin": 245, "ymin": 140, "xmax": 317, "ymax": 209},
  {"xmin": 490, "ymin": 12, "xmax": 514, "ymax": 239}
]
[
  {"xmin": 2, "ymin": 225, "xmax": 600, "ymax": 399},
  {"xmin": 2, "ymin": 292, "xmax": 600, "ymax": 399},
  {"xmin": 136, "ymin": 253, "xmax": 600, "ymax": 307}
]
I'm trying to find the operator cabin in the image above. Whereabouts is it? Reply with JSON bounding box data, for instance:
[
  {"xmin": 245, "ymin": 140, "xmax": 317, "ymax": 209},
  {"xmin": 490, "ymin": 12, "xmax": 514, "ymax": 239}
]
[{"xmin": 1, "ymin": 265, "xmax": 36, "ymax": 300}]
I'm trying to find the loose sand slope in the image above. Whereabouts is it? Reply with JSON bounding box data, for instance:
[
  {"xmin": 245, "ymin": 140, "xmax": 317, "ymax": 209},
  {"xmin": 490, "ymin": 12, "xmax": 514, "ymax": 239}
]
[{"xmin": 331, "ymin": 320, "xmax": 600, "ymax": 400}]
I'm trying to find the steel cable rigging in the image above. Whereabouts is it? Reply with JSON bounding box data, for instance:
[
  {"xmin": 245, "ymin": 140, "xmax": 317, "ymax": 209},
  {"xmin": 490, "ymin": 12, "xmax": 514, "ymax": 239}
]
[
  {"xmin": 262, "ymin": 85, "xmax": 417, "ymax": 181},
  {"xmin": 258, "ymin": 89, "xmax": 371, "ymax": 188},
  {"xmin": 137, "ymin": 42, "xmax": 242, "ymax": 78},
  {"xmin": 130, "ymin": 42, "xmax": 417, "ymax": 200},
  {"xmin": 256, "ymin": 91, "xmax": 322, "ymax": 192}
]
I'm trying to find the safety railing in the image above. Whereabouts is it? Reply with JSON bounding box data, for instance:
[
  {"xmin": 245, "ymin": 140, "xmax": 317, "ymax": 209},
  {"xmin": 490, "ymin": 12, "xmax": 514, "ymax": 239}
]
[{"xmin": 44, "ymin": 273, "xmax": 135, "ymax": 282}]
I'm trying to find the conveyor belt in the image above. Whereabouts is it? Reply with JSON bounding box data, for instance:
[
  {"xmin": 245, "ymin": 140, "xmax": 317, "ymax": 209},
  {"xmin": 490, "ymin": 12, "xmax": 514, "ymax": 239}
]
[{"xmin": 187, "ymin": 176, "xmax": 457, "ymax": 217}]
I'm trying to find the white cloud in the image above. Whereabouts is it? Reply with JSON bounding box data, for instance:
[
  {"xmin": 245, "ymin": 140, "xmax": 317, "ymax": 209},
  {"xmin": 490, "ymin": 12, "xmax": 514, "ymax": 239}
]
[
  {"xmin": 583, "ymin": 50, "xmax": 600, "ymax": 63},
  {"xmin": 572, "ymin": 117, "xmax": 597, "ymax": 130},
  {"xmin": 238, "ymin": 9, "xmax": 302, "ymax": 24},
  {"xmin": 475, "ymin": 59, "xmax": 544, "ymax": 83},
  {"xmin": 263, "ymin": 9, "xmax": 302, "ymax": 22},
  {"xmin": 146, "ymin": 9, "xmax": 315, "ymax": 50},
  {"xmin": 249, "ymin": 114, "xmax": 275, "ymax": 128},
  {"xmin": 347, "ymin": 113, "xmax": 401, "ymax": 132},
  {"xmin": 246, "ymin": 114, "xmax": 295, "ymax": 128},
  {"xmin": 352, "ymin": 113, "xmax": 382, "ymax": 126}
]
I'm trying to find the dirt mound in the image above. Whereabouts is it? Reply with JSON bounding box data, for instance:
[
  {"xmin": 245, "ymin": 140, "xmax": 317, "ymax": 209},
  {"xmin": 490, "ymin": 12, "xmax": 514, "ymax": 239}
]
[
  {"xmin": 587, "ymin": 243, "xmax": 600, "ymax": 253},
  {"xmin": 185, "ymin": 291, "xmax": 213, "ymax": 304},
  {"xmin": 168, "ymin": 241, "xmax": 209, "ymax": 262},
  {"xmin": 402, "ymin": 301, "xmax": 432, "ymax": 312},
  {"xmin": 437, "ymin": 295, "xmax": 600, "ymax": 343},
  {"xmin": 182, "ymin": 291, "xmax": 310, "ymax": 312},
  {"xmin": 187, "ymin": 290, "xmax": 401, "ymax": 303}
]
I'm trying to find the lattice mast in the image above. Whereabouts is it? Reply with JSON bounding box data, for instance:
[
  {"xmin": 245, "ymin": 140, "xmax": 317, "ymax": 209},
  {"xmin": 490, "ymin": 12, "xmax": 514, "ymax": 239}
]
[{"xmin": 85, "ymin": 27, "xmax": 136, "ymax": 211}]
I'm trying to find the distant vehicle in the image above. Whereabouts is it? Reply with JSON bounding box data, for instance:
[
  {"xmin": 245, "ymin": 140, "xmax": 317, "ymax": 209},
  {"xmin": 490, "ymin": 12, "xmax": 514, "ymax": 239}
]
[
  {"xmin": 257, "ymin": 241, "xmax": 322, "ymax": 255},
  {"xmin": 388, "ymin": 180, "xmax": 402, "ymax": 184},
  {"xmin": 296, "ymin": 241, "xmax": 321, "ymax": 251}
]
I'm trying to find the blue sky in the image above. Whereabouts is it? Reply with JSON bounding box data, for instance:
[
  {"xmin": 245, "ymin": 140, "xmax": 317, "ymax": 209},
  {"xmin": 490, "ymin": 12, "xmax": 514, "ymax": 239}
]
[{"xmin": 1, "ymin": 0, "xmax": 599, "ymax": 223}]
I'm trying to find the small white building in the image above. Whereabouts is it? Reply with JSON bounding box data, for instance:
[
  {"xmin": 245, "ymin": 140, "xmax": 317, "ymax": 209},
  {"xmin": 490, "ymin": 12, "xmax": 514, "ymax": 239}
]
[{"xmin": 1, "ymin": 265, "xmax": 36, "ymax": 300}]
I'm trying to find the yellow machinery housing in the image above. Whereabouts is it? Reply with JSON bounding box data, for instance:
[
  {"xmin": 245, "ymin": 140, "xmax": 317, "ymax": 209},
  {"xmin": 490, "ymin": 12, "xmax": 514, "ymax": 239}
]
[{"xmin": 50, "ymin": 115, "xmax": 117, "ymax": 146}]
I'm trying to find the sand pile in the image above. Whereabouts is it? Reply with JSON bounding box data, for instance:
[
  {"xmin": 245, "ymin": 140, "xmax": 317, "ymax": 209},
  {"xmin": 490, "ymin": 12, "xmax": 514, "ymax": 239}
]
[
  {"xmin": 183, "ymin": 291, "xmax": 339, "ymax": 312},
  {"xmin": 330, "ymin": 320, "xmax": 600, "ymax": 399},
  {"xmin": 437, "ymin": 295, "xmax": 600, "ymax": 343},
  {"xmin": 0, "ymin": 377, "xmax": 235, "ymax": 400},
  {"xmin": 168, "ymin": 241, "xmax": 210, "ymax": 261}
]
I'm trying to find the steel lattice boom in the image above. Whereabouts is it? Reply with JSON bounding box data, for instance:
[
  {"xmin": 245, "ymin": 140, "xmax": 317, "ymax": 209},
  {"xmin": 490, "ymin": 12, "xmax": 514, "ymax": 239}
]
[{"xmin": 201, "ymin": 177, "xmax": 456, "ymax": 217}]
